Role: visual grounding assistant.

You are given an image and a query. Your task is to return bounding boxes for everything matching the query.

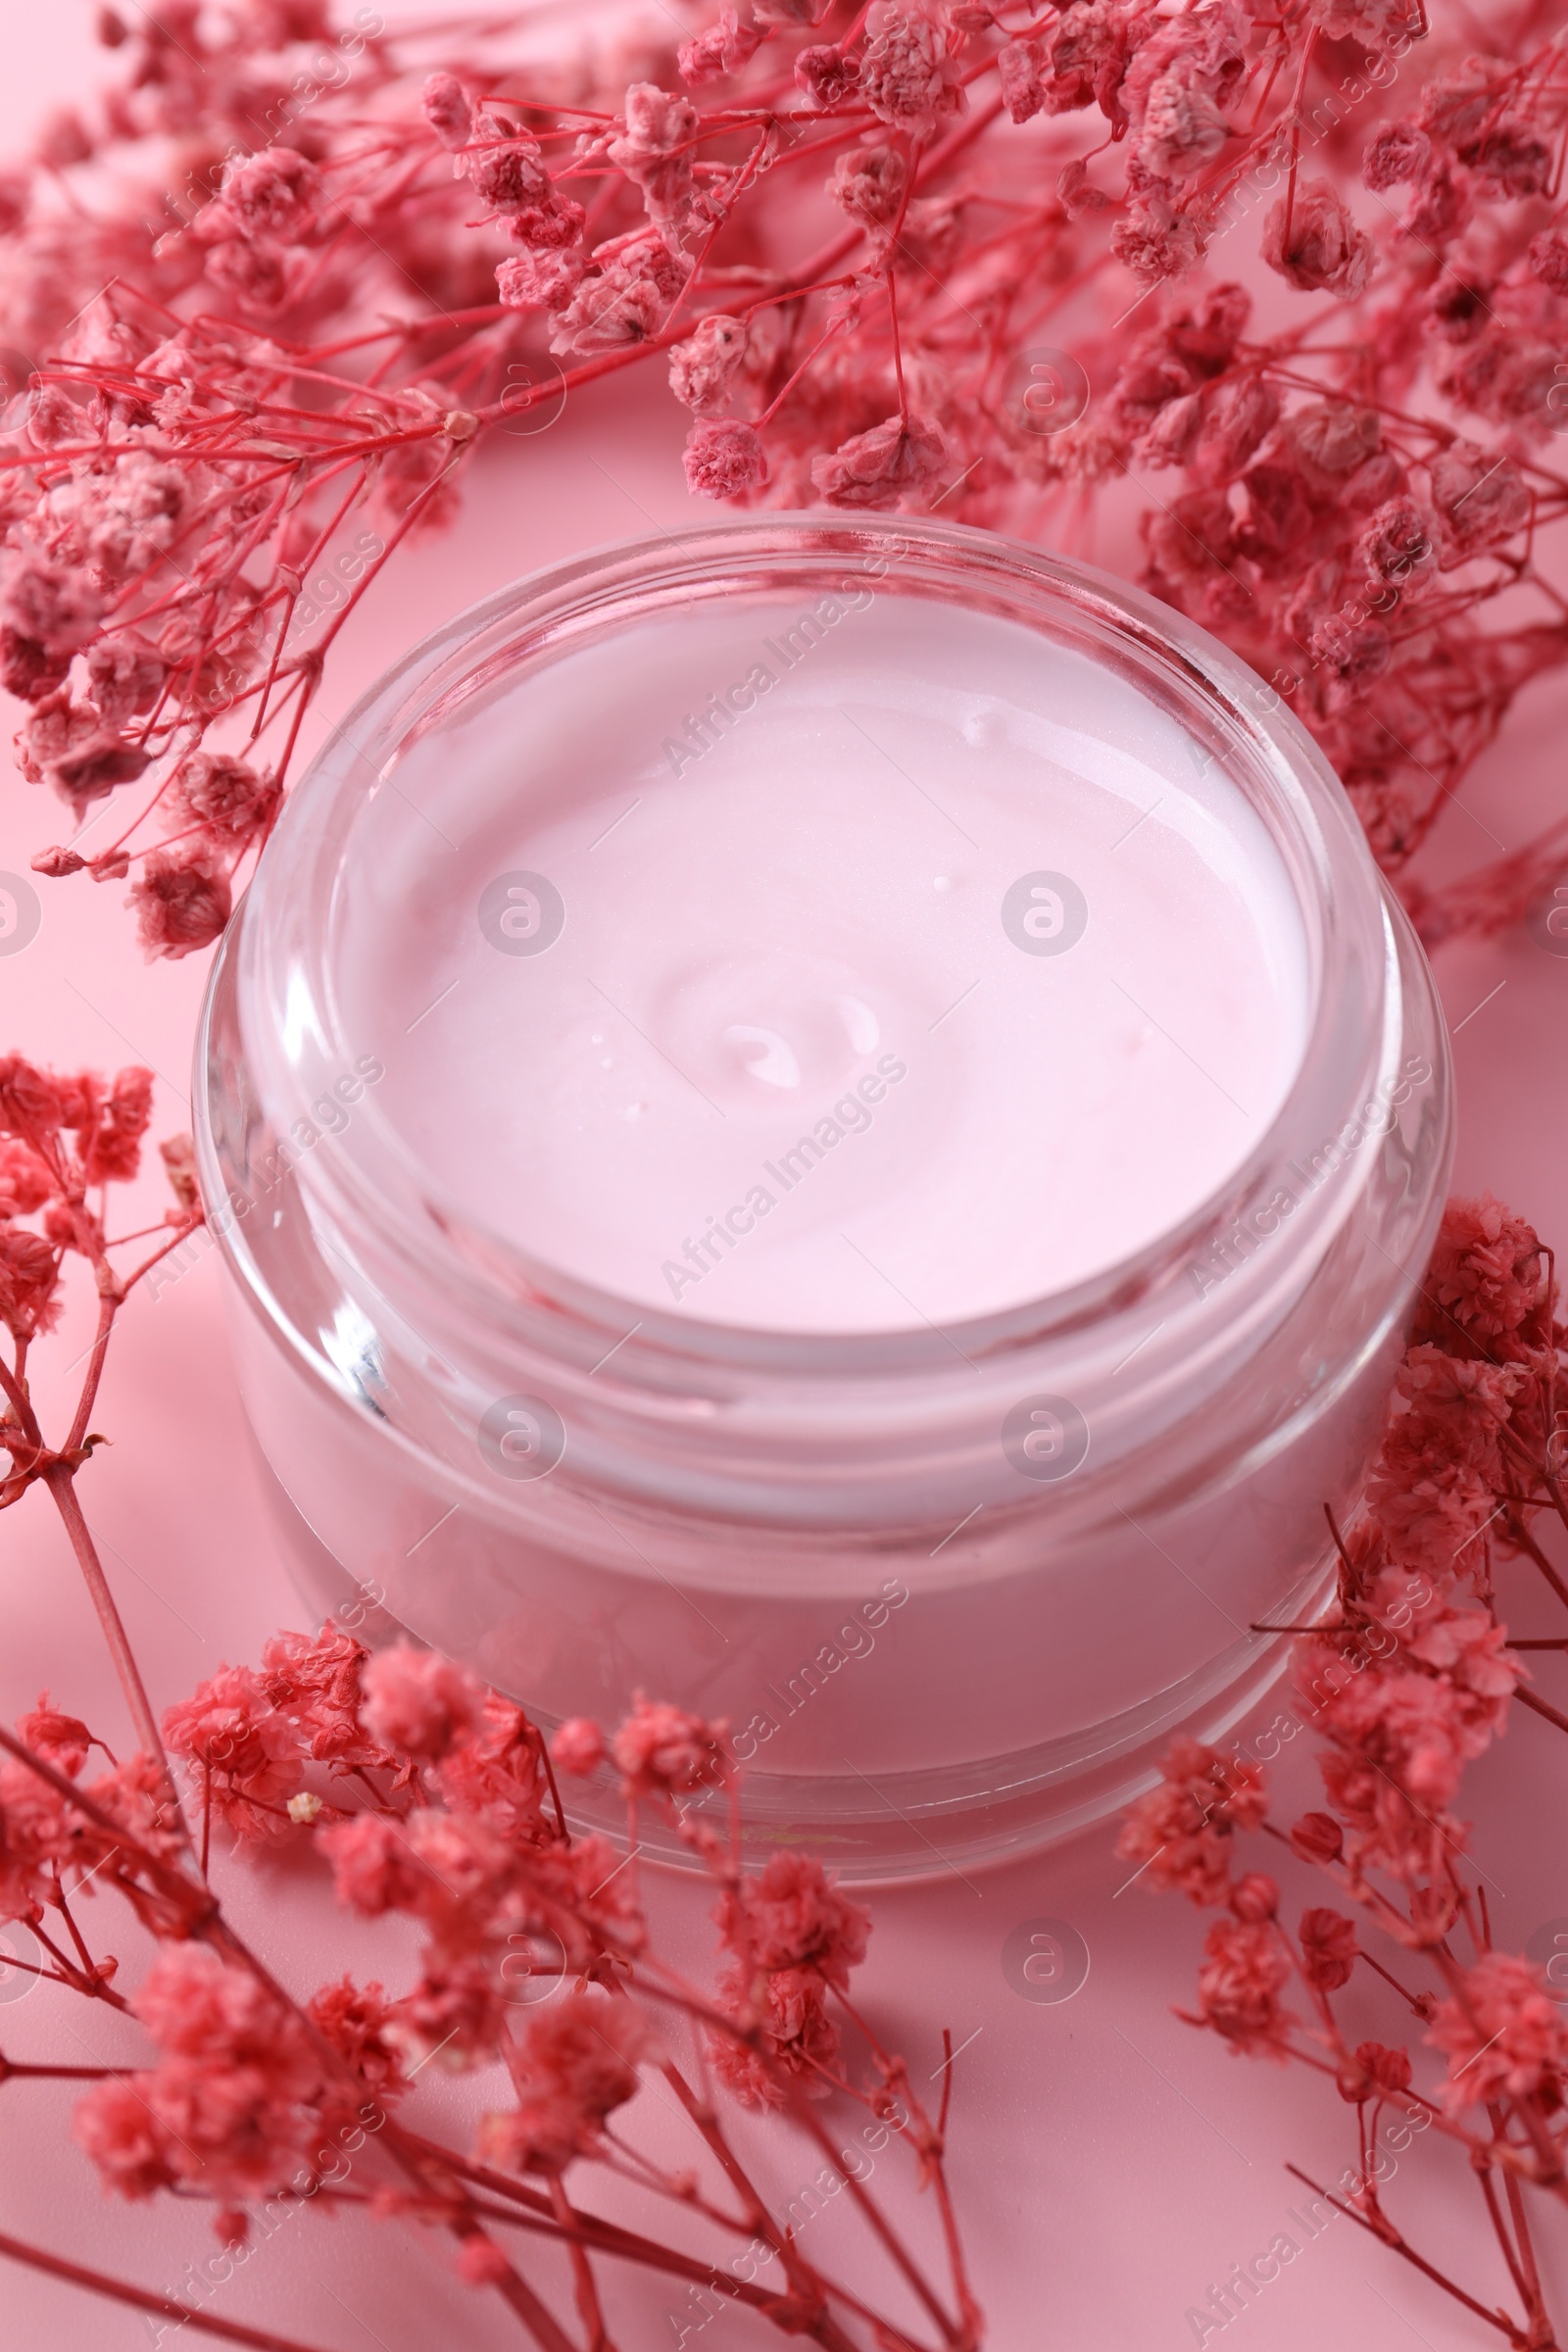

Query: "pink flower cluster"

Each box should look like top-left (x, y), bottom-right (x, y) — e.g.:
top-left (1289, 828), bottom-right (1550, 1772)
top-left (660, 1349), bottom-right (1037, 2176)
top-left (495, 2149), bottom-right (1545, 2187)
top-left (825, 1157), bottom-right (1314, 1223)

top-left (0, 1053), bottom-right (161, 1348)
top-left (710, 1851), bottom-right (871, 2106)
top-left (74, 1946), bottom-right (329, 2202)
top-left (24, 1632), bottom-right (962, 2340)
top-left (163, 1623), bottom-right (410, 1849)
top-left (480, 1991), bottom-right (652, 2174)
top-left (1119, 1188), bottom-right (1568, 2342)
top-left (1114, 1736), bottom-right (1268, 1907)
top-left (0, 1614), bottom-right (978, 2336)
top-left (0, 10), bottom-right (516, 955)
top-left (1428, 1951), bottom-right (1568, 2113)
top-left (561, 1695), bottom-right (872, 2106)
top-left (0, 999), bottom-right (977, 2348)
top-left (143, 1634), bottom-right (890, 2171)
top-left (1, 1695), bottom-right (183, 1939)
top-left (2, 1), bottom-right (1568, 964)
top-left (1299, 1195), bottom-right (1554, 1891)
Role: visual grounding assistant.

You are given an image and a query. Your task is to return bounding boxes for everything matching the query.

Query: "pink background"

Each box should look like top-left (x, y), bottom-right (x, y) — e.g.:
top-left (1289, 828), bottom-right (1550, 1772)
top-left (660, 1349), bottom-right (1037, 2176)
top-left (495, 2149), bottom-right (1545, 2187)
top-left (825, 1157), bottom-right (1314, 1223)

top-left (4, 8), bottom-right (1568, 2346)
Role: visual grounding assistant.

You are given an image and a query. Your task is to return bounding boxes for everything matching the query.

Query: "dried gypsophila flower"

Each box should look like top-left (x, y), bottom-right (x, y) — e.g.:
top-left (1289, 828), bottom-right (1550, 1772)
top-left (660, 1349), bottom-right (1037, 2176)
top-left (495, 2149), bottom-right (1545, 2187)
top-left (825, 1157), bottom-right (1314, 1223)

top-left (1119, 1189), bottom-right (1568, 2347)
top-left (0, 1029), bottom-right (983, 2340)
top-left (4, 0), bottom-right (1568, 985)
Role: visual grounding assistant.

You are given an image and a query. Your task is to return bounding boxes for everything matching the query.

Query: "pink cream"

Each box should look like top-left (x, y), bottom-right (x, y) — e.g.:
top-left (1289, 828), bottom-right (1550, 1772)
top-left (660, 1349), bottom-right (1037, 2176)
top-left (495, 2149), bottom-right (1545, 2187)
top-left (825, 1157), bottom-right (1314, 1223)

top-left (344, 594), bottom-right (1309, 1332)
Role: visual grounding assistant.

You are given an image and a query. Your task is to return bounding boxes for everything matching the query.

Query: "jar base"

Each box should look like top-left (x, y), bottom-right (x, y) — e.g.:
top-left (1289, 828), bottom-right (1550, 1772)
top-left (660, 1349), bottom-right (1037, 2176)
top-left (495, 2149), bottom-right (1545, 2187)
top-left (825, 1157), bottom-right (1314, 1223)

top-left (255, 1439), bottom-right (1334, 1885)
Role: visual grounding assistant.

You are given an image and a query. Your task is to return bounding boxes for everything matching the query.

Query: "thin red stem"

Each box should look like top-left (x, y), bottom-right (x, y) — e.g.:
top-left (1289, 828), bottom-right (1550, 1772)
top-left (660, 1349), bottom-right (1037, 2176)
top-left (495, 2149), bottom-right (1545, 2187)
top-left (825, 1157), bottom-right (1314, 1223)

top-left (40, 1464), bottom-right (184, 1816)
top-left (0, 2231), bottom-right (341, 2352)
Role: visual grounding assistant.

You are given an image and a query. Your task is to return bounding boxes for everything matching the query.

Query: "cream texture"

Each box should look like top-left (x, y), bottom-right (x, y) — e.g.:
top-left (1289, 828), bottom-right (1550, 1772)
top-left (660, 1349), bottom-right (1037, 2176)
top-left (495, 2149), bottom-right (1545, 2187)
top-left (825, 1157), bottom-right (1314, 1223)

top-left (338, 592), bottom-right (1310, 1332)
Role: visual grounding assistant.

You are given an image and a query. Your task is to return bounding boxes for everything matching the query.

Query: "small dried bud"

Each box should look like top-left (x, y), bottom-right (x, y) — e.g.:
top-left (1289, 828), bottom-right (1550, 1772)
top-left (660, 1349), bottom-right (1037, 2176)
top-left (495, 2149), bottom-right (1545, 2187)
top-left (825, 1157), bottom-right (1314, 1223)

top-left (160, 1133), bottom-right (199, 1211)
top-left (172, 752), bottom-right (279, 847)
top-left (797, 45), bottom-right (860, 109)
top-left (1058, 157), bottom-right (1110, 215)
top-left (1289, 1811), bottom-right (1344, 1864)
top-left (127, 845), bottom-right (232, 961)
top-left (1263, 179), bottom-right (1374, 301)
top-left (466, 135), bottom-right (549, 215)
top-left (442, 409), bottom-right (479, 441)
top-left (1342, 2040), bottom-right (1412, 2103)
top-left (422, 72), bottom-right (472, 152)
top-left (678, 8), bottom-right (763, 85)
top-left (1529, 231), bottom-right (1568, 295)
top-left (1230, 1872), bottom-right (1278, 1922)
top-left (221, 148), bottom-right (319, 240)
top-left (551, 1718), bottom-right (607, 1775)
top-left (811, 410), bottom-right (946, 508)
top-left (668, 315), bottom-right (748, 415)
top-left (683, 416), bottom-right (767, 498)
top-left (827, 144), bottom-right (907, 231)
top-left (1362, 119), bottom-right (1430, 191)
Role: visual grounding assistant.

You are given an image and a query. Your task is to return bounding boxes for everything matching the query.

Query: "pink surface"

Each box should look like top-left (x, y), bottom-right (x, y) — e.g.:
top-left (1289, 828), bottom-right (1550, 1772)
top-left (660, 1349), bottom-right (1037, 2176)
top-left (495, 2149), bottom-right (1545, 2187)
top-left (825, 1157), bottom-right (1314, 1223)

top-left (6, 16), bottom-right (1568, 2351)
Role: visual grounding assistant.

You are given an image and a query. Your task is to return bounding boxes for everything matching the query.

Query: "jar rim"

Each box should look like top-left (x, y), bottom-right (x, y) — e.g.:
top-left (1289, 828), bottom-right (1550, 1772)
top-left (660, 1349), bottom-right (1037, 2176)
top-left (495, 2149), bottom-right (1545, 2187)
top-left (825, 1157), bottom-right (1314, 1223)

top-left (215, 510), bottom-right (1412, 1387)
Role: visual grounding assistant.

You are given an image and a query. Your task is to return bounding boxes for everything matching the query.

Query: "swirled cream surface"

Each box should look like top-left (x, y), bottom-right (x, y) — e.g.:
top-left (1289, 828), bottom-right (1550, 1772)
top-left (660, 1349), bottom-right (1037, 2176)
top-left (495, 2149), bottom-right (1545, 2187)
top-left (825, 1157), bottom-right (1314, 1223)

top-left (333, 589), bottom-right (1310, 1332)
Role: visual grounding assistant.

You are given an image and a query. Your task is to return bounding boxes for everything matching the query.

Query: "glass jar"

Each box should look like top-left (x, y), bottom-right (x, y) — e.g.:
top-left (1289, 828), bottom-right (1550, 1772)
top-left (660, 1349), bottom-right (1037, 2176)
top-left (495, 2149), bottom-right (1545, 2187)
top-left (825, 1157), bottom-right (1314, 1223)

top-left (194, 514), bottom-right (1452, 1879)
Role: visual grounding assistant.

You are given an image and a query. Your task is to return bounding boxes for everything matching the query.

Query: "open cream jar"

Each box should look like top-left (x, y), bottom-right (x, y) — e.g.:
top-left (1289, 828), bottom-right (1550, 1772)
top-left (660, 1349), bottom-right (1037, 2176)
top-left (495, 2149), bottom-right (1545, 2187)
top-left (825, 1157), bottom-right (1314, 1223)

top-left (195, 514), bottom-right (1451, 1877)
